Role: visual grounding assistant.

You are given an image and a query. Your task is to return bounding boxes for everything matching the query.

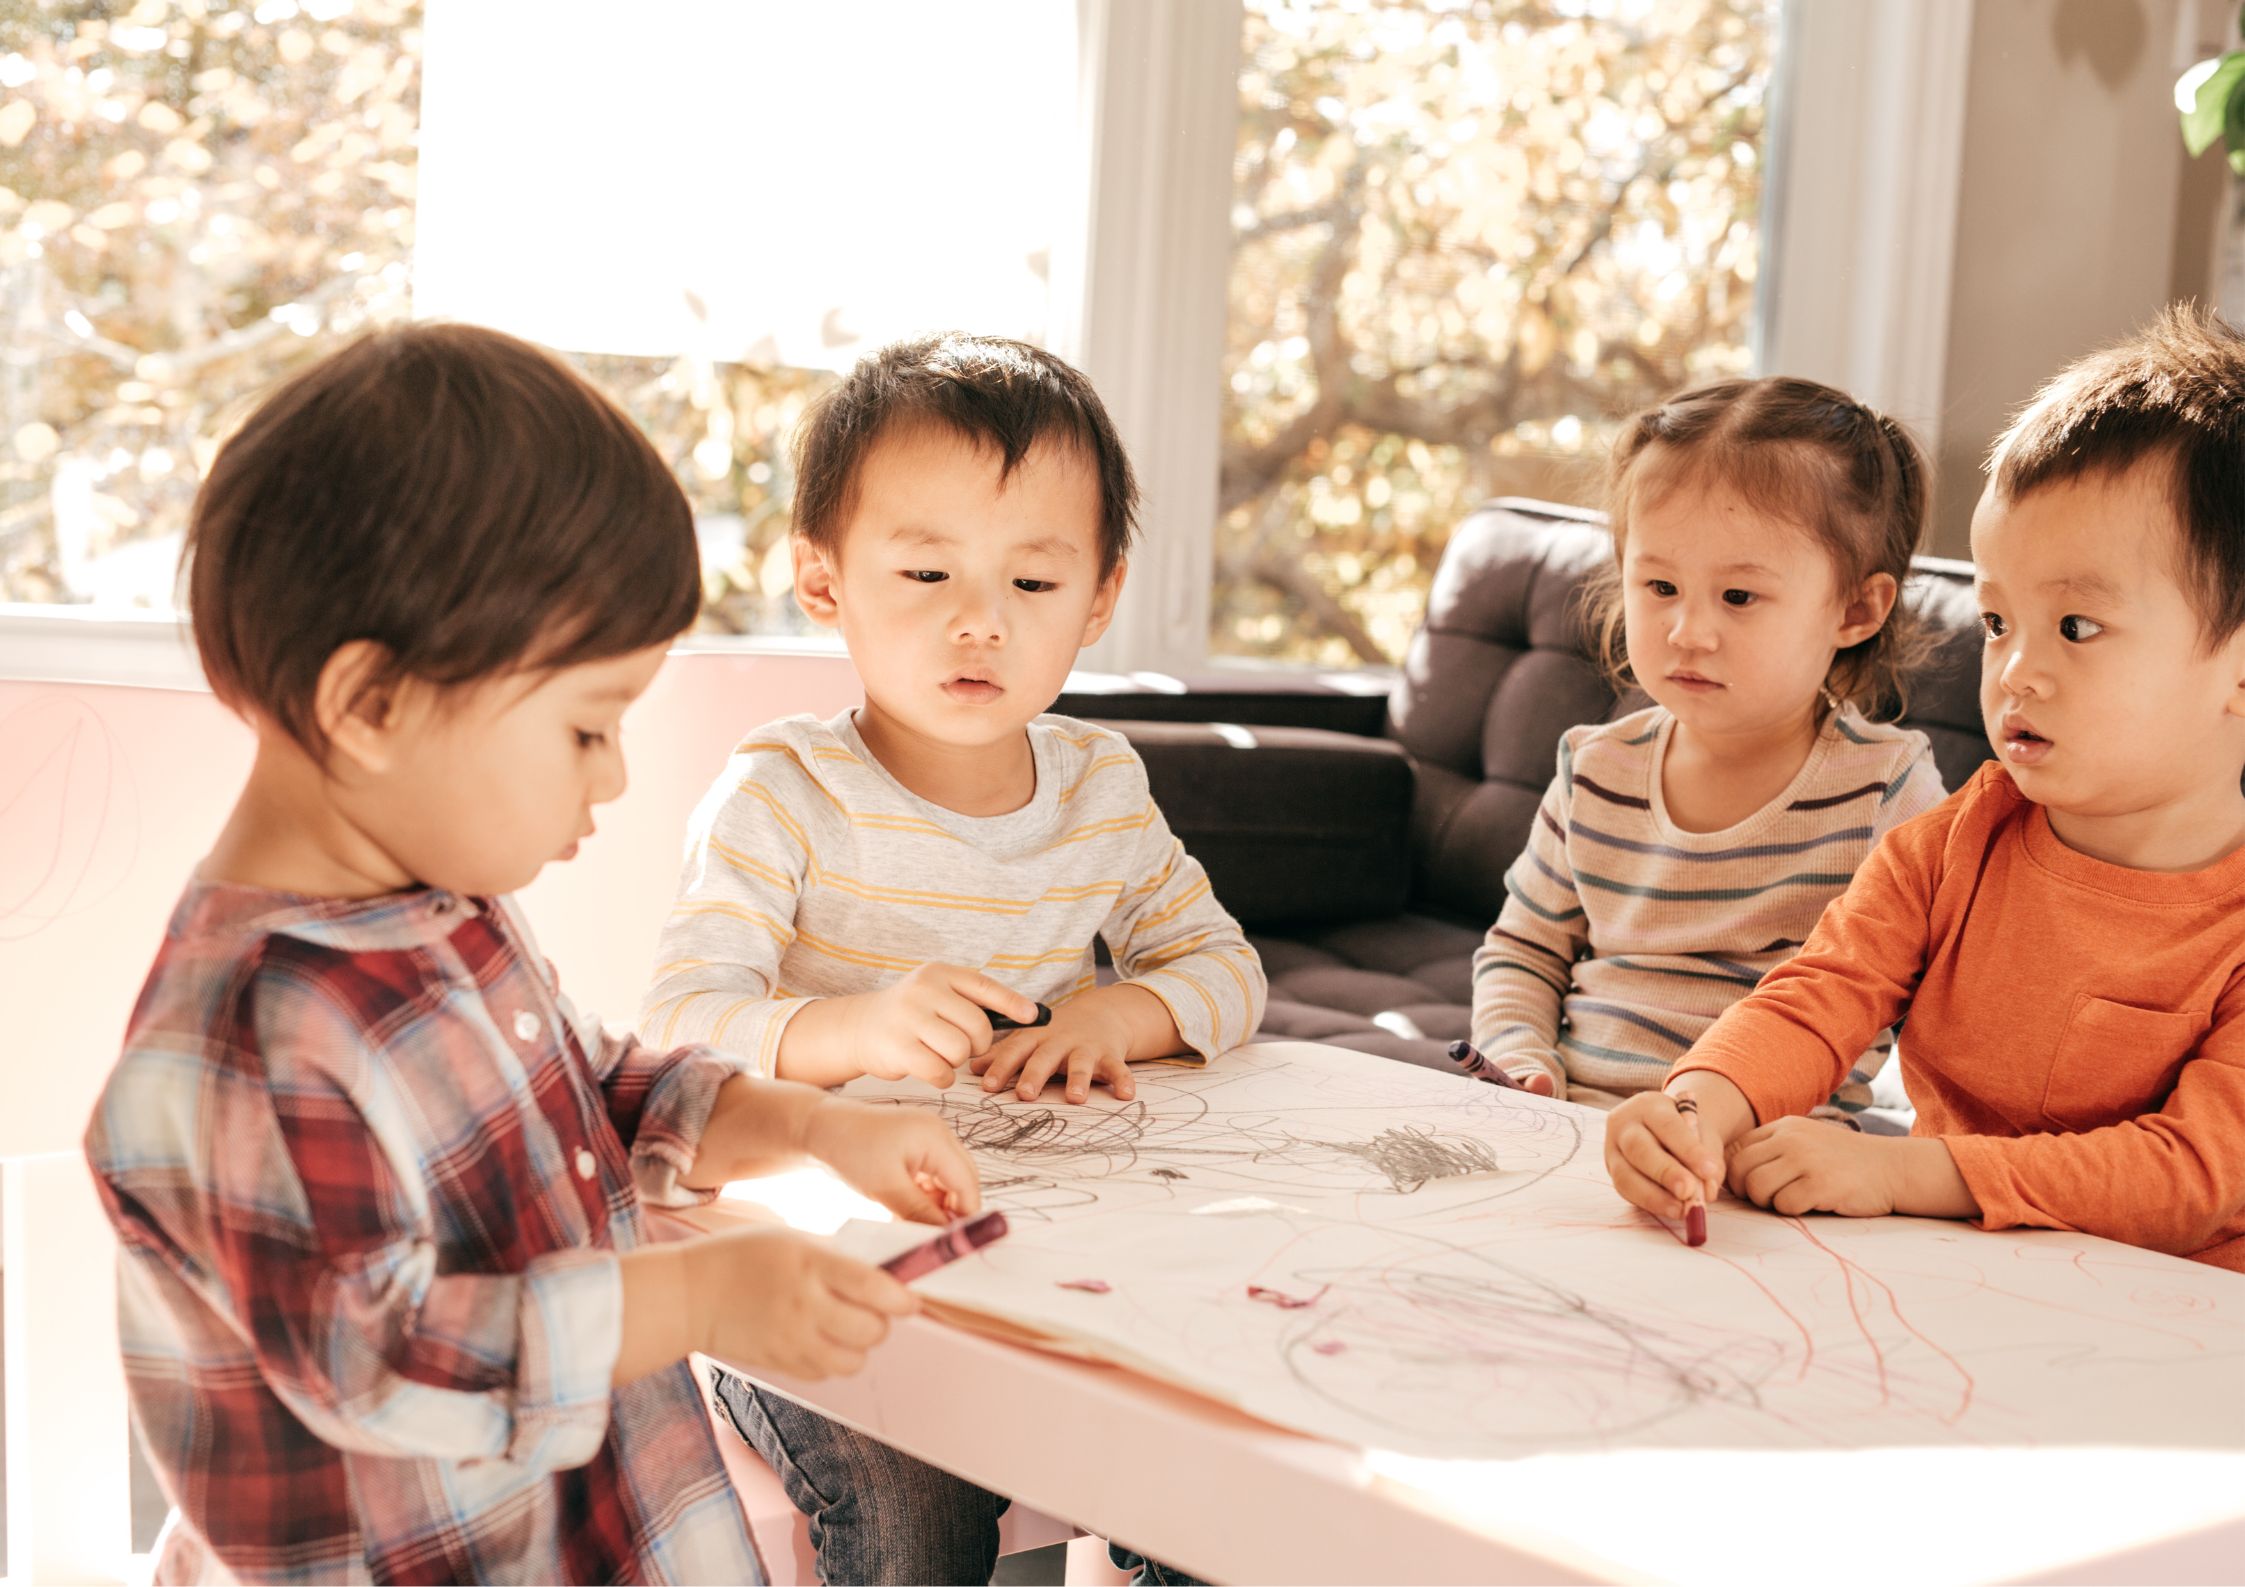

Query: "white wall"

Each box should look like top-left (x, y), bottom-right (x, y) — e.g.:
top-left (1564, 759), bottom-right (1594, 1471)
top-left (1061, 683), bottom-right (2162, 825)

top-left (0, 650), bottom-right (860, 1159)
top-left (1929, 0), bottom-right (2199, 553)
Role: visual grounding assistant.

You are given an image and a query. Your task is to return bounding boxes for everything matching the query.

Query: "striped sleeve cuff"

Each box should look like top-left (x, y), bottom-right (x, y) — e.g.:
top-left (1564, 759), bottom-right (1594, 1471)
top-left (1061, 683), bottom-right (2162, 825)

top-left (1127, 957), bottom-right (1256, 1060)
top-left (643, 992), bottom-right (811, 1082)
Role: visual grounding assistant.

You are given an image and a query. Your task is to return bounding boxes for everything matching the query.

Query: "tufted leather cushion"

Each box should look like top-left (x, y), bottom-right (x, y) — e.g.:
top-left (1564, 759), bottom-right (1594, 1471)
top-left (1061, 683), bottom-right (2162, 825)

top-left (1252, 497), bottom-right (1994, 1074)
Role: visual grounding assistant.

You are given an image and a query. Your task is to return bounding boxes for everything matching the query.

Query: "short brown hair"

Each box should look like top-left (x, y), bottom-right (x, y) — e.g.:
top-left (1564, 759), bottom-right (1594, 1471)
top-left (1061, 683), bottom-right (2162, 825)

top-left (184, 322), bottom-right (698, 758)
top-left (1583, 375), bottom-right (1931, 716)
top-left (1989, 304), bottom-right (2245, 647)
top-left (792, 333), bottom-right (1139, 576)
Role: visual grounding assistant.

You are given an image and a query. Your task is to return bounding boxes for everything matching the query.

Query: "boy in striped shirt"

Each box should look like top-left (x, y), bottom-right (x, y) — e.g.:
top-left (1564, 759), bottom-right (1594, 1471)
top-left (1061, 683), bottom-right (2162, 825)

top-left (645, 333), bottom-right (1263, 1583)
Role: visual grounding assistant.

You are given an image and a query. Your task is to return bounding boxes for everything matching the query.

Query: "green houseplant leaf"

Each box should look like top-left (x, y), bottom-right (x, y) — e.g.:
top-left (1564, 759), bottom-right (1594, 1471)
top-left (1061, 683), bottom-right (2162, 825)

top-left (2181, 51), bottom-right (2245, 157)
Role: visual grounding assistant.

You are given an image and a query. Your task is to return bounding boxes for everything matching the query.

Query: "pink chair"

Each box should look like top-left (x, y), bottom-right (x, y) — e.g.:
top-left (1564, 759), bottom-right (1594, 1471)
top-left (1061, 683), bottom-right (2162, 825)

top-left (693, 1355), bottom-right (1129, 1585)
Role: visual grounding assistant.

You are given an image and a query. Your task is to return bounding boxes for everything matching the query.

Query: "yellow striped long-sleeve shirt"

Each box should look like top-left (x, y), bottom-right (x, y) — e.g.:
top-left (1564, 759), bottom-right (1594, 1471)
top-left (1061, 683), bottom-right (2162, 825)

top-left (639, 710), bottom-right (1266, 1077)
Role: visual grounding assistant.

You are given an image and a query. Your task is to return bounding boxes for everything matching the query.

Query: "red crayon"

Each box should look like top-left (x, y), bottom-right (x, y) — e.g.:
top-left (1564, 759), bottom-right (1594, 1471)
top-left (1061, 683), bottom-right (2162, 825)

top-left (1684, 1201), bottom-right (1707, 1248)
top-left (880, 1211), bottom-right (1009, 1283)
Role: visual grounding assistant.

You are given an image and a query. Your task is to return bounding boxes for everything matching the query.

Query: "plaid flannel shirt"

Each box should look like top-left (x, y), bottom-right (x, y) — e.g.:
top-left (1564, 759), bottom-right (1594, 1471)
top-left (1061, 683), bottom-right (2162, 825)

top-left (84, 881), bottom-right (763, 1585)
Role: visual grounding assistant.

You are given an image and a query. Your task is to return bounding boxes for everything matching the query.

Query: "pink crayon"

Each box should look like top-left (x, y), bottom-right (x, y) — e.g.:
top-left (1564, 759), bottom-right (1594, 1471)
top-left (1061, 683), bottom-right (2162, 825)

top-left (881, 1211), bottom-right (1009, 1283)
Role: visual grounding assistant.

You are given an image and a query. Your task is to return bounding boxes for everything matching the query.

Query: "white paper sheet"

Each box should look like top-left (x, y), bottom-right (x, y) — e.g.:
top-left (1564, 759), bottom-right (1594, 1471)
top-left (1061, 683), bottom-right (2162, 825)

top-left (839, 1042), bottom-right (2245, 1460)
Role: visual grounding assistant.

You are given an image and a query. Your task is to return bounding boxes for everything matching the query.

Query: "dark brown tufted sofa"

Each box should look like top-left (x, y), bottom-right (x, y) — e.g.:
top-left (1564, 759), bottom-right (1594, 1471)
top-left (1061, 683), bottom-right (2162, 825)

top-left (1057, 497), bottom-right (1995, 1073)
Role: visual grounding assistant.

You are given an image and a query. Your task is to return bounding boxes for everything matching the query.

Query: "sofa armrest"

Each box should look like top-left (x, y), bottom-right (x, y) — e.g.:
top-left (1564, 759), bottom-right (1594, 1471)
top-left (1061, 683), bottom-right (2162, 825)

top-left (1094, 720), bottom-right (1413, 929)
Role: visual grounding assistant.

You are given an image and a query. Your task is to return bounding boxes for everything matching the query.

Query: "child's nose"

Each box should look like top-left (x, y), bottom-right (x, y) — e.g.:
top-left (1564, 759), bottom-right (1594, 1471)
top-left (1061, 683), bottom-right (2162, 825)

top-left (1668, 604), bottom-right (1715, 650)
top-left (950, 588), bottom-right (1007, 645)
top-left (1997, 644), bottom-right (2047, 697)
top-left (590, 746), bottom-right (629, 805)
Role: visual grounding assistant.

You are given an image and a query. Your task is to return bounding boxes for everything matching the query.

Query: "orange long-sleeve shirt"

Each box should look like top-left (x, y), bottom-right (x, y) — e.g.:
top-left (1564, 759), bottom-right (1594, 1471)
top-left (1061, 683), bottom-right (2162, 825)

top-left (1676, 762), bottom-right (2245, 1270)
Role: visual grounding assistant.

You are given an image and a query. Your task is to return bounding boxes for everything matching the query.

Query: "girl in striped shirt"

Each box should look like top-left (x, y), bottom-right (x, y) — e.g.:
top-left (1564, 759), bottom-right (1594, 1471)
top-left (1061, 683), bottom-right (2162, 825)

top-left (1469, 377), bottom-right (1946, 1120)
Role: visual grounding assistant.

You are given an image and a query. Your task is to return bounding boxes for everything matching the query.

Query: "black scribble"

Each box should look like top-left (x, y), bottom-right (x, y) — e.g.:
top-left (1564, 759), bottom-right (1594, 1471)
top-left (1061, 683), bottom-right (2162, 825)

top-left (878, 1083), bottom-right (1532, 1202)
top-left (1323, 1126), bottom-right (1498, 1193)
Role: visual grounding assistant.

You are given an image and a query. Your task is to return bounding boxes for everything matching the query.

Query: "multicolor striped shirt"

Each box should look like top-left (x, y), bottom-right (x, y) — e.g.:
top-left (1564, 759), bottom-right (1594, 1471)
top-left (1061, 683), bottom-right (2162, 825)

top-left (1470, 704), bottom-right (1946, 1113)
top-left (641, 711), bottom-right (1266, 1073)
top-left (84, 882), bottom-right (761, 1585)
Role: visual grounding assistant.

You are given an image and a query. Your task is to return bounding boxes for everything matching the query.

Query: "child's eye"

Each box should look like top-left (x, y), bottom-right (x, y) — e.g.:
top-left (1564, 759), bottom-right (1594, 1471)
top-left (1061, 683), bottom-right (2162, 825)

top-left (1645, 579), bottom-right (1678, 598)
top-left (2058, 614), bottom-right (2104, 642)
top-left (1979, 612), bottom-right (2007, 639)
top-left (1014, 579), bottom-right (1057, 594)
top-left (575, 729), bottom-right (609, 750)
top-left (1722, 589), bottom-right (1757, 607)
top-left (903, 570), bottom-right (947, 584)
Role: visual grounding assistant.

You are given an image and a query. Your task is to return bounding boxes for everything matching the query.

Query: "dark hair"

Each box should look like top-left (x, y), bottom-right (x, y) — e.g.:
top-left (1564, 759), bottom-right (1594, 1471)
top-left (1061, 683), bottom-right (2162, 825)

top-left (184, 322), bottom-right (699, 759)
top-left (1989, 304), bottom-right (2245, 648)
top-left (1582, 375), bottom-right (1931, 716)
top-left (792, 332), bottom-right (1138, 576)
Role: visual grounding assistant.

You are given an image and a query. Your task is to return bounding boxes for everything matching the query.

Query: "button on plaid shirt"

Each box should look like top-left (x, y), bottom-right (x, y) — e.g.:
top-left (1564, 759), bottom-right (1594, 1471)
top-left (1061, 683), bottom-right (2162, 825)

top-left (85, 882), bottom-right (763, 1584)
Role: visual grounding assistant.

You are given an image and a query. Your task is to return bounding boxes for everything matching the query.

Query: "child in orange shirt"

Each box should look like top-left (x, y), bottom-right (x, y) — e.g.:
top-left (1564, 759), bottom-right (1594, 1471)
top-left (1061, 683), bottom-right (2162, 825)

top-left (1604, 306), bottom-right (2245, 1271)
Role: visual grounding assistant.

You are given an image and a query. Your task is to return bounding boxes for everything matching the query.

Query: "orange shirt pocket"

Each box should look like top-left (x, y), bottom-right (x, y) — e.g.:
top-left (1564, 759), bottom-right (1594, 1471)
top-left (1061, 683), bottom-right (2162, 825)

top-left (2043, 994), bottom-right (2205, 1132)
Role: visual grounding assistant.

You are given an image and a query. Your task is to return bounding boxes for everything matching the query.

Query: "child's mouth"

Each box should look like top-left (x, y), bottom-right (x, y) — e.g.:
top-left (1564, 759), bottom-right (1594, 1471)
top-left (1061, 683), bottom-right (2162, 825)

top-left (944, 676), bottom-right (1003, 704)
top-left (2002, 721), bottom-right (2053, 765)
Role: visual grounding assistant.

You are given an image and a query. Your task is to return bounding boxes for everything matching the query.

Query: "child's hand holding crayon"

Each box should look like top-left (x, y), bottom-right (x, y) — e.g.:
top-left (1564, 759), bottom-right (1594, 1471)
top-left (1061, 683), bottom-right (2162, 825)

top-left (824, 963), bottom-right (1044, 1089)
top-left (670, 1225), bottom-right (920, 1383)
top-left (971, 985), bottom-right (1171, 1104)
top-left (1603, 1075), bottom-right (1750, 1233)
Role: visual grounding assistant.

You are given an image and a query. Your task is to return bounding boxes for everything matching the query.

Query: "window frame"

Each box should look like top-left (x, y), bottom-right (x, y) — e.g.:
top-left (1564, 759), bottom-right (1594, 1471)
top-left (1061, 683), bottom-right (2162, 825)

top-left (0, 0), bottom-right (1967, 687)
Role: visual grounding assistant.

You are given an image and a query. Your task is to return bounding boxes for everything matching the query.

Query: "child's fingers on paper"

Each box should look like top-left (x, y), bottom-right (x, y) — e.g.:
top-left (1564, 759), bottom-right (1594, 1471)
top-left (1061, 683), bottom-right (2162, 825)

top-left (1723, 1126), bottom-right (1779, 1198)
top-left (967, 1035), bottom-right (1021, 1077)
top-left (977, 1039), bottom-right (1032, 1091)
top-left (915, 1130), bottom-right (982, 1217)
top-left (1060, 1049), bottom-right (1101, 1104)
top-left (1099, 1055), bottom-right (1136, 1100)
top-left (1517, 1069), bottom-right (1556, 1096)
top-left (948, 968), bottom-right (1039, 1027)
top-left (1732, 1147), bottom-right (1805, 1210)
top-left (1015, 1047), bottom-right (1069, 1100)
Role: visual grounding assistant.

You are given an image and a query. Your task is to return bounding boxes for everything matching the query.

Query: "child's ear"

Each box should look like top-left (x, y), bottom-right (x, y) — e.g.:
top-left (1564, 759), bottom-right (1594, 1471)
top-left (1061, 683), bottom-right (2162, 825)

top-left (2221, 629), bottom-right (2245, 724)
top-left (1835, 571), bottom-right (1899, 649)
top-left (315, 640), bottom-right (403, 774)
top-left (792, 534), bottom-right (843, 628)
top-left (1079, 559), bottom-right (1128, 647)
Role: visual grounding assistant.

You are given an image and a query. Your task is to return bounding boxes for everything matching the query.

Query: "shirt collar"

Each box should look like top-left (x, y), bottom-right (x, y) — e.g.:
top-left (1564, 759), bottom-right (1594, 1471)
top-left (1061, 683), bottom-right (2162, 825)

top-left (168, 879), bottom-right (493, 953)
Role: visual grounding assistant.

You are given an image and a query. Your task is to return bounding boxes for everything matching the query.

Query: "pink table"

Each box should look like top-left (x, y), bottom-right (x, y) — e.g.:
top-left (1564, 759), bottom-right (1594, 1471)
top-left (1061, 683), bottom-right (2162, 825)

top-left (695, 1047), bottom-right (2245, 1587)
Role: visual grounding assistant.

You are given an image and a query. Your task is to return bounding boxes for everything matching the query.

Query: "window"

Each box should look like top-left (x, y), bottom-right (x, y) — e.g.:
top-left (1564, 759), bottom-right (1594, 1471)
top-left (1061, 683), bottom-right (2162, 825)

top-left (0, 0), bottom-right (1075, 643)
top-left (1214, 0), bottom-right (1781, 666)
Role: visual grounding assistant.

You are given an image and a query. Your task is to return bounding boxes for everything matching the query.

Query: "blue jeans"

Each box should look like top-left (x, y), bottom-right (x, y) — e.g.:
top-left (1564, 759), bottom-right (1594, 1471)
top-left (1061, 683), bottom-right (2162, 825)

top-left (712, 1366), bottom-right (1009, 1585)
top-left (1106, 1543), bottom-right (1208, 1585)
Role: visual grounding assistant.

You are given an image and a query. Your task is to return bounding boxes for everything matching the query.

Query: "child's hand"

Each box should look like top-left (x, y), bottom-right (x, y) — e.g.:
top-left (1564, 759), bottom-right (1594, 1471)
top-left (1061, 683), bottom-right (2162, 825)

top-left (802, 1096), bottom-right (983, 1223)
top-left (847, 964), bottom-right (1042, 1088)
top-left (972, 997), bottom-right (1137, 1105)
top-left (1505, 1053), bottom-right (1565, 1099)
top-left (1725, 1116), bottom-right (1896, 1216)
top-left (1603, 1089), bottom-right (1725, 1220)
top-left (688, 1225), bottom-right (918, 1381)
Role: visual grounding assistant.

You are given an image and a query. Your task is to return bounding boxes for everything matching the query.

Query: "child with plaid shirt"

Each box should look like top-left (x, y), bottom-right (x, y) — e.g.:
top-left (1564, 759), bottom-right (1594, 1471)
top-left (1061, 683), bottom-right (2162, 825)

top-left (83, 324), bottom-right (980, 1584)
